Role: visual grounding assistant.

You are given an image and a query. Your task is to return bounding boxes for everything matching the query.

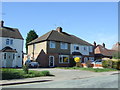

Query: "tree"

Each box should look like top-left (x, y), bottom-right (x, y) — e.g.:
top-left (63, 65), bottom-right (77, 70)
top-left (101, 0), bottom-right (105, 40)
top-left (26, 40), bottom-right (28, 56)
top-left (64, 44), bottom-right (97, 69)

top-left (26, 30), bottom-right (38, 54)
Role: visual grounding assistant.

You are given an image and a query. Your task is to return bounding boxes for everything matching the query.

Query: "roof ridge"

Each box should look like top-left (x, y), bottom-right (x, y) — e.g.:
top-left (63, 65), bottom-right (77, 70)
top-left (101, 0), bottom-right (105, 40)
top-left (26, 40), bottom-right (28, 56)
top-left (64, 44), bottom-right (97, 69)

top-left (46, 30), bottom-right (54, 40)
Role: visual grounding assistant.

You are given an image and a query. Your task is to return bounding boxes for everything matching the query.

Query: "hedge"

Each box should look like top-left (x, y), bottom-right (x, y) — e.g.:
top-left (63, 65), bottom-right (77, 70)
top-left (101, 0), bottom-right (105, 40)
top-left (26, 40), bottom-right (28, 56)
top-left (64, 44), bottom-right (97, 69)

top-left (102, 60), bottom-right (120, 69)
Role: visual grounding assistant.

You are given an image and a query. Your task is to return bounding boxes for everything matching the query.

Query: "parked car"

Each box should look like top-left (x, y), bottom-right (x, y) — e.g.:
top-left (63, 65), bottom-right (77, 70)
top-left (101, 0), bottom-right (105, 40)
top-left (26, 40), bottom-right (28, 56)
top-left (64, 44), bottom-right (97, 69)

top-left (95, 59), bottom-right (102, 64)
top-left (29, 62), bottom-right (40, 68)
top-left (25, 59), bottom-right (40, 68)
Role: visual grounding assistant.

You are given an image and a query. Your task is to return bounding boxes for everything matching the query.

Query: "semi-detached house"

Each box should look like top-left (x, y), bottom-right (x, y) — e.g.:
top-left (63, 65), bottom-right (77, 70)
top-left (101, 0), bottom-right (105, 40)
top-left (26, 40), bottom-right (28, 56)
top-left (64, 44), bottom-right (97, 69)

top-left (28, 27), bottom-right (94, 67)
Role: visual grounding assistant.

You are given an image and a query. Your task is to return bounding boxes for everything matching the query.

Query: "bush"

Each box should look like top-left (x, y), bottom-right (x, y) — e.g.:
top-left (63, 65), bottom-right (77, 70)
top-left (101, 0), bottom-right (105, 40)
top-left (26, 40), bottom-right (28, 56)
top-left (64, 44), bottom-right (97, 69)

top-left (1, 69), bottom-right (52, 80)
top-left (112, 60), bottom-right (120, 69)
top-left (102, 60), bottom-right (109, 68)
top-left (102, 60), bottom-right (120, 70)
top-left (40, 71), bottom-right (50, 76)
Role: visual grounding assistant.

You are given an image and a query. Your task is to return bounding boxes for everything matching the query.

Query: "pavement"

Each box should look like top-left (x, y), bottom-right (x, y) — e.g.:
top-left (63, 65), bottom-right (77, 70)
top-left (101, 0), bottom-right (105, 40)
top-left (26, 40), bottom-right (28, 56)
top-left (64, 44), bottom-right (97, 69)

top-left (0, 68), bottom-right (119, 86)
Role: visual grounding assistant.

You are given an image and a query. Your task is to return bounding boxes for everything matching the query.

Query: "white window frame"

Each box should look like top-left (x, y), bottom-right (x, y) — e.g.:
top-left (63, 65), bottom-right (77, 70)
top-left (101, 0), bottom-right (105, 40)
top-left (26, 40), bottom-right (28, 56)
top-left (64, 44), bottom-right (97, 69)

top-left (89, 46), bottom-right (93, 52)
top-left (60, 42), bottom-right (68, 49)
top-left (74, 45), bottom-right (79, 51)
top-left (13, 54), bottom-right (15, 59)
top-left (50, 41), bottom-right (56, 48)
top-left (4, 53), bottom-right (7, 60)
top-left (49, 56), bottom-right (54, 67)
top-left (10, 39), bottom-right (13, 45)
top-left (59, 55), bottom-right (69, 63)
top-left (6, 39), bottom-right (9, 45)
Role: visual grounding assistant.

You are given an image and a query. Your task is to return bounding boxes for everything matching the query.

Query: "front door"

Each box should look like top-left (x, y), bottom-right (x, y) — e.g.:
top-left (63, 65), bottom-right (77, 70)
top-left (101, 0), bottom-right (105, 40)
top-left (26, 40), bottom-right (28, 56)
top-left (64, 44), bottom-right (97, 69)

top-left (49, 56), bottom-right (54, 67)
top-left (6, 53), bottom-right (13, 67)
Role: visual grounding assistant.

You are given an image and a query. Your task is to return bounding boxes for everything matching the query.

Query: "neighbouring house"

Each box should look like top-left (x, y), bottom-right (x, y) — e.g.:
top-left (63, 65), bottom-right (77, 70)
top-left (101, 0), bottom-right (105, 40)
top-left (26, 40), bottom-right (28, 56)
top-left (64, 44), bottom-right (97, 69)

top-left (94, 42), bottom-right (119, 60)
top-left (0, 21), bottom-right (24, 68)
top-left (112, 42), bottom-right (120, 52)
top-left (27, 27), bottom-right (94, 67)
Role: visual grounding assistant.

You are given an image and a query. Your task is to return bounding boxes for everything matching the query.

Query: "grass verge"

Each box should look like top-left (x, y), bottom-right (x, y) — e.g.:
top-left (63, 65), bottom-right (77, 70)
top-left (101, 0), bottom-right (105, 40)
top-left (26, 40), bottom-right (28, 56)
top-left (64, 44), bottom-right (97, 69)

top-left (56, 67), bottom-right (118, 72)
top-left (0, 68), bottom-right (54, 80)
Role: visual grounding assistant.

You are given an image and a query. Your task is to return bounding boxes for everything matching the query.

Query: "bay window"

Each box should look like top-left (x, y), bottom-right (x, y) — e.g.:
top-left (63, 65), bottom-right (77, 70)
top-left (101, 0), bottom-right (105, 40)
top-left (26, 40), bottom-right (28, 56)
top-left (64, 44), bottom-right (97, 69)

top-left (59, 55), bottom-right (69, 63)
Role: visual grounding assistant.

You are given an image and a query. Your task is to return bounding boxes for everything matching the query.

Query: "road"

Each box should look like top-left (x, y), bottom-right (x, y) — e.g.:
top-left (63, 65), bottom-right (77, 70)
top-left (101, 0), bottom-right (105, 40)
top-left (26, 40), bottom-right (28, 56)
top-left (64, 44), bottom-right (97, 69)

top-left (2, 73), bottom-right (119, 88)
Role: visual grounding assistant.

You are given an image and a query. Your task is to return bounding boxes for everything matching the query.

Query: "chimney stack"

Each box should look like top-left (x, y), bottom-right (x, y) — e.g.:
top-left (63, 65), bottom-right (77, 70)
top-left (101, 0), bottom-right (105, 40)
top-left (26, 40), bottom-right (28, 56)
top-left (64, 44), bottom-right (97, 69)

top-left (94, 41), bottom-right (96, 46)
top-left (0, 21), bottom-right (4, 27)
top-left (103, 43), bottom-right (105, 48)
top-left (56, 27), bottom-right (62, 33)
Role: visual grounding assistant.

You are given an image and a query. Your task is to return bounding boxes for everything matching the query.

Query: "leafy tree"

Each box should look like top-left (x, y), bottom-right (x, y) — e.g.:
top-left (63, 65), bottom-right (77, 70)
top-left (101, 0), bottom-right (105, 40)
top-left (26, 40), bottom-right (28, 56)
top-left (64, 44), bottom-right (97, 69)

top-left (26, 30), bottom-right (38, 53)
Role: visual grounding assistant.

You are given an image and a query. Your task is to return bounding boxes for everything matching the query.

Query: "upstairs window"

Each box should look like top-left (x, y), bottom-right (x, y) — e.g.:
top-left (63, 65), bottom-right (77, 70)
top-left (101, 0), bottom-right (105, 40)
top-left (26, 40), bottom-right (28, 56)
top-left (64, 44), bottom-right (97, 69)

top-left (10, 40), bottom-right (13, 45)
top-left (50, 41), bottom-right (56, 48)
top-left (89, 46), bottom-right (93, 52)
top-left (60, 42), bottom-right (68, 49)
top-left (74, 45), bottom-right (79, 50)
top-left (6, 39), bottom-right (9, 45)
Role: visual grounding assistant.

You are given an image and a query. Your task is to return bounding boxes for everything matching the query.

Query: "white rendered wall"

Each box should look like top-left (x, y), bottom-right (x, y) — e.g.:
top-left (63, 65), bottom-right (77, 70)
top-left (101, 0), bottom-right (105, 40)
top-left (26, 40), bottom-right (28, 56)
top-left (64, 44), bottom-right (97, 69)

top-left (0, 37), bottom-right (23, 67)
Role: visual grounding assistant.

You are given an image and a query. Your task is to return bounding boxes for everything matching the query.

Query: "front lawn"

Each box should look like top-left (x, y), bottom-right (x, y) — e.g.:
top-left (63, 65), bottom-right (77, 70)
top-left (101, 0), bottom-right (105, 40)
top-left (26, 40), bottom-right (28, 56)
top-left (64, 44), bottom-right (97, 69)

top-left (57, 67), bottom-right (118, 72)
top-left (0, 68), bottom-right (53, 80)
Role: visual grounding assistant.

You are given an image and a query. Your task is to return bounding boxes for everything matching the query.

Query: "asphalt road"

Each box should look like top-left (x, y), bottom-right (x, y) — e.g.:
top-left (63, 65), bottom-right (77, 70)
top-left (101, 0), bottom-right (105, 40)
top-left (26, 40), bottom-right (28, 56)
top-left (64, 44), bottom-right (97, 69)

top-left (2, 73), bottom-right (119, 88)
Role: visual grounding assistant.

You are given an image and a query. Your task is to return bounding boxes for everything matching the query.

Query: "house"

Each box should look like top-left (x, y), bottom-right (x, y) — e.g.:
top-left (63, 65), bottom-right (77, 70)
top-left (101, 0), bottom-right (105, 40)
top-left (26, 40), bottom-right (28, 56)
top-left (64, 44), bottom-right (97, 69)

top-left (0, 21), bottom-right (24, 68)
top-left (112, 42), bottom-right (120, 52)
top-left (94, 42), bottom-right (119, 59)
top-left (27, 27), bottom-right (94, 67)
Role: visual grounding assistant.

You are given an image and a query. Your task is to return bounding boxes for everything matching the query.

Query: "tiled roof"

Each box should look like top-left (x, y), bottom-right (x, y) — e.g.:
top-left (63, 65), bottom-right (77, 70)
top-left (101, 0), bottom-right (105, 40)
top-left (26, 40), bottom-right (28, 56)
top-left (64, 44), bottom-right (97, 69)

top-left (28, 30), bottom-right (92, 46)
top-left (95, 45), bottom-right (112, 56)
top-left (95, 45), bottom-right (116, 56)
top-left (0, 26), bottom-right (23, 40)
top-left (112, 42), bottom-right (120, 51)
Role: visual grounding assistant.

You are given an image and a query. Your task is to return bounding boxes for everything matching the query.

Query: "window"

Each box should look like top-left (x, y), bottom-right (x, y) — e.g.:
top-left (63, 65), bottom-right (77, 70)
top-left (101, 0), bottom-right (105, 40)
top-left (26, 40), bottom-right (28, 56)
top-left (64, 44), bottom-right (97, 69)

top-left (4, 53), bottom-right (6, 59)
top-left (60, 42), bottom-right (68, 49)
top-left (74, 45), bottom-right (79, 50)
top-left (10, 40), bottom-right (13, 45)
top-left (59, 55), bottom-right (69, 63)
top-left (6, 39), bottom-right (9, 45)
top-left (83, 46), bottom-right (87, 51)
top-left (13, 54), bottom-right (15, 59)
top-left (50, 41), bottom-right (56, 48)
top-left (89, 46), bottom-right (93, 52)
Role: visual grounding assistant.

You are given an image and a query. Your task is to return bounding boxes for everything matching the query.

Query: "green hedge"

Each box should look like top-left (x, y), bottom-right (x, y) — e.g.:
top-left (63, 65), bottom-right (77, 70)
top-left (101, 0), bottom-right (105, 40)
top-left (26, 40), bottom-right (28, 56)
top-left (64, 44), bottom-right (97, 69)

top-left (0, 69), bottom-right (52, 80)
top-left (102, 60), bottom-right (120, 69)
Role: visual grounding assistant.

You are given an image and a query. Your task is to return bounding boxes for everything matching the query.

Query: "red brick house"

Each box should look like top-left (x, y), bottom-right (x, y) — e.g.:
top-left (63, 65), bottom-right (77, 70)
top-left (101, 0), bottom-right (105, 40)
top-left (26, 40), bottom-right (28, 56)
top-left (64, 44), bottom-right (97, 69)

top-left (27, 27), bottom-right (94, 67)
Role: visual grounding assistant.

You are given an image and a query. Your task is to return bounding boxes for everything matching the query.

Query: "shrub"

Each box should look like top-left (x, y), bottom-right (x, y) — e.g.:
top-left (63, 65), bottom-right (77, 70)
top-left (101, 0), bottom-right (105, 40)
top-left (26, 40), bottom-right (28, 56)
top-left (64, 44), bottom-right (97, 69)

top-left (102, 60), bottom-right (109, 68)
top-left (40, 71), bottom-right (50, 76)
top-left (22, 64), bottom-right (29, 74)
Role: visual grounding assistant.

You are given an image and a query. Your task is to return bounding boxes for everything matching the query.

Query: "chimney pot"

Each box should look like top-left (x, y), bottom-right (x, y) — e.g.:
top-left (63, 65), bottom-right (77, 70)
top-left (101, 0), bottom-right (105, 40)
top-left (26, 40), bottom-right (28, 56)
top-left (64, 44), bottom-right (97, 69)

top-left (103, 43), bottom-right (105, 48)
top-left (94, 41), bottom-right (96, 46)
top-left (56, 27), bottom-right (62, 32)
top-left (0, 21), bottom-right (4, 27)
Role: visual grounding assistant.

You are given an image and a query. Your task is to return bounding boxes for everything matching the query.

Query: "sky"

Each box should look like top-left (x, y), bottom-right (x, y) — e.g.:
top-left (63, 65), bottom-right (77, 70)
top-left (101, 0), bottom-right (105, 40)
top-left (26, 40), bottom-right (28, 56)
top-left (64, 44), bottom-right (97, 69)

top-left (1, 2), bottom-right (118, 52)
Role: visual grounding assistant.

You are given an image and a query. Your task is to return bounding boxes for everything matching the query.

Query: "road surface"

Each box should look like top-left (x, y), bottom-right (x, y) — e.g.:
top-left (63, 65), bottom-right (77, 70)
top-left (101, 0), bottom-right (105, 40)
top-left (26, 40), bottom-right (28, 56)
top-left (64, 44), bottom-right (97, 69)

top-left (2, 73), bottom-right (119, 88)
